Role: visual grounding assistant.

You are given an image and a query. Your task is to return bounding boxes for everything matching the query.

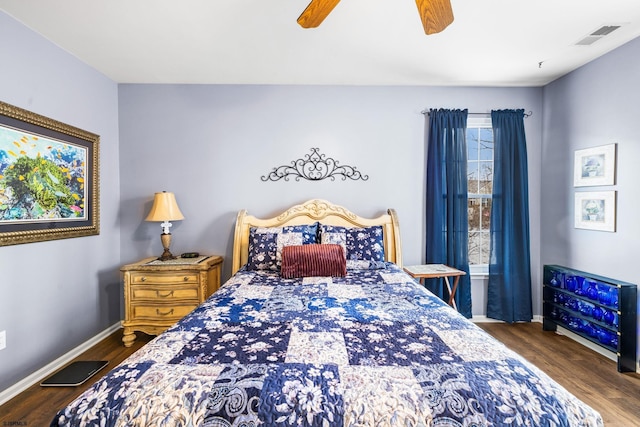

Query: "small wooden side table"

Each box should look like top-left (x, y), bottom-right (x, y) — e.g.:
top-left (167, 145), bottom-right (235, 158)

top-left (121, 255), bottom-right (223, 347)
top-left (403, 264), bottom-right (466, 309)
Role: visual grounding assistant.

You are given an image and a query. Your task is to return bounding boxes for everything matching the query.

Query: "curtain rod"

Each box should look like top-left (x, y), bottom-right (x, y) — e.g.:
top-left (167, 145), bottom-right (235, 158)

top-left (421, 109), bottom-right (532, 118)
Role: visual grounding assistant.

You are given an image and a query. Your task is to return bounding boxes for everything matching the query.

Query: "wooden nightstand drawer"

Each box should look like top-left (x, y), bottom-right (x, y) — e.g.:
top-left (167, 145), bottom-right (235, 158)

top-left (130, 272), bottom-right (198, 285)
top-left (132, 304), bottom-right (197, 320)
top-left (130, 285), bottom-right (199, 301)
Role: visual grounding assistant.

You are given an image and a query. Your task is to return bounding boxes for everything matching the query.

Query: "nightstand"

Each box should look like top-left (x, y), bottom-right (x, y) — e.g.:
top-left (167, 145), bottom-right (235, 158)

top-left (120, 255), bottom-right (223, 347)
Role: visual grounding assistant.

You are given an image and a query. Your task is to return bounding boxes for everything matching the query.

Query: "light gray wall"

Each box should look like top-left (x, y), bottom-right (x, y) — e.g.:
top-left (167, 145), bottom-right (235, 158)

top-left (0, 11), bottom-right (121, 391)
top-left (542, 37), bottom-right (640, 363)
top-left (118, 84), bottom-right (543, 316)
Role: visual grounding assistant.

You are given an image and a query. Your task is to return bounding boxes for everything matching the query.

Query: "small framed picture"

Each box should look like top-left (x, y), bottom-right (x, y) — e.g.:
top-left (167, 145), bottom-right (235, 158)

top-left (573, 143), bottom-right (616, 187)
top-left (574, 191), bottom-right (616, 232)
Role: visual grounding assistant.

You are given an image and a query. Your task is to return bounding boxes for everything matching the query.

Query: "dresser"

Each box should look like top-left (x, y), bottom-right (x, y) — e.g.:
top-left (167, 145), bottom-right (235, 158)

top-left (121, 255), bottom-right (223, 347)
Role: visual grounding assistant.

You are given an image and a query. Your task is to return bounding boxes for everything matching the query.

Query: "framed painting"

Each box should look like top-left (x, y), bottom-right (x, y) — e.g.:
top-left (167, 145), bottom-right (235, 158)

top-left (574, 191), bottom-right (616, 232)
top-left (573, 143), bottom-right (616, 187)
top-left (0, 101), bottom-right (99, 246)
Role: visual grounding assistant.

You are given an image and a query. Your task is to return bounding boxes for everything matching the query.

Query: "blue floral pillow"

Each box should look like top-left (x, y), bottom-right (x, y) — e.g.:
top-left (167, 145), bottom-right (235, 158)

top-left (247, 223), bottom-right (318, 271)
top-left (319, 224), bottom-right (385, 268)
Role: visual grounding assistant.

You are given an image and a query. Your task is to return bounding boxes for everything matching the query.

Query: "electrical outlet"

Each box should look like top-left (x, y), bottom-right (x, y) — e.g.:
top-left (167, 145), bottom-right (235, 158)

top-left (0, 330), bottom-right (5, 350)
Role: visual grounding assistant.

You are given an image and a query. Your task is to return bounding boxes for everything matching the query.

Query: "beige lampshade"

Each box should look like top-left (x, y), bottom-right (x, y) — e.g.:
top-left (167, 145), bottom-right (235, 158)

top-left (145, 191), bottom-right (185, 222)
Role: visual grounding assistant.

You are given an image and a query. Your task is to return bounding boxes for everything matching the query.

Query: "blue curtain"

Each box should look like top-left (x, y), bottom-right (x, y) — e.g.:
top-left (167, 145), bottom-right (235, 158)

top-left (487, 109), bottom-right (532, 322)
top-left (425, 108), bottom-right (472, 318)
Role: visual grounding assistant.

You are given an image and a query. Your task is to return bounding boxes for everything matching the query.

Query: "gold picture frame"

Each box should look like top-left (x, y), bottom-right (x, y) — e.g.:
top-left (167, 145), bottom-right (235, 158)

top-left (0, 101), bottom-right (99, 246)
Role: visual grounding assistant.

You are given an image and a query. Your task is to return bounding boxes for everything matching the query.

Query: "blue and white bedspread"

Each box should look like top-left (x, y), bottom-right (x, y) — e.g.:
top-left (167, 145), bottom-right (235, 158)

top-left (51, 263), bottom-right (603, 426)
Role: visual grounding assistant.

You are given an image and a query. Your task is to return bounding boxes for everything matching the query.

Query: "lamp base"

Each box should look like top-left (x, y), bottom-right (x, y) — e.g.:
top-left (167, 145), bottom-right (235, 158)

top-left (158, 249), bottom-right (177, 261)
top-left (157, 233), bottom-right (177, 261)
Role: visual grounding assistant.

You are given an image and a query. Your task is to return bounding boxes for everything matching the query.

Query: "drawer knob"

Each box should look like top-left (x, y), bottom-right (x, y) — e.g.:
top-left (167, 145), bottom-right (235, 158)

top-left (156, 308), bottom-right (174, 316)
top-left (157, 291), bottom-right (174, 298)
top-left (140, 277), bottom-right (146, 282)
top-left (183, 276), bottom-right (189, 281)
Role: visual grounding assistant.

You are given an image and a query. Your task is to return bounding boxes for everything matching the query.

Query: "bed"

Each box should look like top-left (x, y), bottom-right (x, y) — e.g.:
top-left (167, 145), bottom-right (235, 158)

top-left (51, 199), bottom-right (603, 426)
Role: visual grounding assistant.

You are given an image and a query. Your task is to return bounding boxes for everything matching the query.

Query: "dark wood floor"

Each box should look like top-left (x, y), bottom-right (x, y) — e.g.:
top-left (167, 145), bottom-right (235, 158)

top-left (0, 330), bottom-right (153, 426)
top-left (478, 322), bottom-right (640, 426)
top-left (1, 323), bottom-right (638, 426)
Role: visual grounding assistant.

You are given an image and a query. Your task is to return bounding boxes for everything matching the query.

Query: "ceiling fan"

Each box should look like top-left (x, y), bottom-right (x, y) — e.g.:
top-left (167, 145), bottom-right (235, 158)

top-left (297, 0), bottom-right (454, 35)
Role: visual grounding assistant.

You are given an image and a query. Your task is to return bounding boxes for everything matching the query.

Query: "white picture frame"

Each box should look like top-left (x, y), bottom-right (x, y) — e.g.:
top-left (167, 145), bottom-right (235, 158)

top-left (574, 191), bottom-right (616, 232)
top-left (573, 143), bottom-right (616, 187)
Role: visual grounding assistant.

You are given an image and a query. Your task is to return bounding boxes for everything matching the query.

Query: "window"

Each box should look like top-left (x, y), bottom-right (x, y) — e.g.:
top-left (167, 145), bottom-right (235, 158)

top-left (466, 117), bottom-right (493, 272)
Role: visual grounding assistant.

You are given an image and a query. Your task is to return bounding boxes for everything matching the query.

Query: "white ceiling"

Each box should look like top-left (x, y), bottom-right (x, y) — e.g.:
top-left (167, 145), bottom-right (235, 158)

top-left (2, 0), bottom-right (640, 86)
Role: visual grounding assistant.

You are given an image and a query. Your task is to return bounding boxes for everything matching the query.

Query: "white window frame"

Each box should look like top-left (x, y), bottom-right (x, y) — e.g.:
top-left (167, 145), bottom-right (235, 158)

top-left (467, 117), bottom-right (492, 276)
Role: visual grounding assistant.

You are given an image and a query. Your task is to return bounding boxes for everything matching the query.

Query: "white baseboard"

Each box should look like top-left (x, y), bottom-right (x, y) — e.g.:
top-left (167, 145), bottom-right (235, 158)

top-left (550, 324), bottom-right (639, 373)
top-left (0, 323), bottom-right (121, 406)
top-left (554, 325), bottom-right (639, 373)
top-left (471, 315), bottom-right (543, 323)
top-left (554, 325), bottom-right (617, 363)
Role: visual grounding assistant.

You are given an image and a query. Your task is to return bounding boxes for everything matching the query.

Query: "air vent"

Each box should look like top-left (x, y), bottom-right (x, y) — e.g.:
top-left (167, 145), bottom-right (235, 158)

top-left (575, 25), bottom-right (621, 46)
top-left (591, 25), bottom-right (620, 36)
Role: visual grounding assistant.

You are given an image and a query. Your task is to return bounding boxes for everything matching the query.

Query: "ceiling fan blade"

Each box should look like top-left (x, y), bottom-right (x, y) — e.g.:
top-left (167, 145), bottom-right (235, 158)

top-left (297, 0), bottom-right (341, 28)
top-left (415, 0), bottom-right (454, 35)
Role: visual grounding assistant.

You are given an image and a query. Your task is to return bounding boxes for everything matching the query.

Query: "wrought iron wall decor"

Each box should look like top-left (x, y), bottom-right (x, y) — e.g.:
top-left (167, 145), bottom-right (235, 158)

top-left (261, 148), bottom-right (369, 182)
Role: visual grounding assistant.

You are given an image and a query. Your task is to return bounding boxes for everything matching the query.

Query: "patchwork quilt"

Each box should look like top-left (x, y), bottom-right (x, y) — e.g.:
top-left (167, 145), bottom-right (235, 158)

top-left (51, 264), bottom-right (603, 426)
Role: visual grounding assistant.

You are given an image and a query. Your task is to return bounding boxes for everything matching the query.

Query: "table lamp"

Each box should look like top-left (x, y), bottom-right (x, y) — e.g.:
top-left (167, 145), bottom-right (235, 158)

top-left (145, 191), bottom-right (184, 261)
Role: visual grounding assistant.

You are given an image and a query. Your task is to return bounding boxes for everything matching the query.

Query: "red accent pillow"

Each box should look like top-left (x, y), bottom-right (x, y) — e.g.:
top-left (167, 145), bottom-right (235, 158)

top-left (280, 244), bottom-right (346, 278)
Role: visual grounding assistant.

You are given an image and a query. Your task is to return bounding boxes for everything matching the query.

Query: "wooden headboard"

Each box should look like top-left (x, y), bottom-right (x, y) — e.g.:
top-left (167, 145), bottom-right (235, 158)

top-left (231, 199), bottom-right (402, 274)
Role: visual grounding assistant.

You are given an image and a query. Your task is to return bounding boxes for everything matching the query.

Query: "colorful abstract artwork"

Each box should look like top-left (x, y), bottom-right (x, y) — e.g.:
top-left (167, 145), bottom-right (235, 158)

top-left (0, 101), bottom-right (99, 246)
top-left (0, 125), bottom-right (87, 222)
